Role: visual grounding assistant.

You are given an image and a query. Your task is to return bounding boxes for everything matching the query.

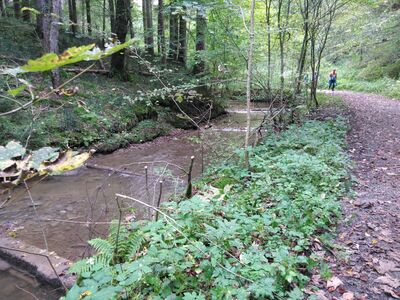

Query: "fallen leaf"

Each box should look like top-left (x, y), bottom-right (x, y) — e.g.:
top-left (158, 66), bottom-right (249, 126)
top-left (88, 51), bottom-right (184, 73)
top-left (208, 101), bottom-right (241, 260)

top-left (314, 290), bottom-right (329, 300)
top-left (327, 276), bottom-right (343, 292)
top-left (381, 284), bottom-right (400, 299)
top-left (375, 275), bottom-right (400, 288)
top-left (375, 260), bottom-right (400, 274)
top-left (342, 292), bottom-right (354, 300)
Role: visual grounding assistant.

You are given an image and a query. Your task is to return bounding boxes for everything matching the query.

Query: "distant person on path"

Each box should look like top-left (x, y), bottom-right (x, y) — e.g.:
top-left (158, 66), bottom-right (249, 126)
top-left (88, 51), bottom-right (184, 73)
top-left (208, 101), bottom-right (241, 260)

top-left (328, 69), bottom-right (337, 91)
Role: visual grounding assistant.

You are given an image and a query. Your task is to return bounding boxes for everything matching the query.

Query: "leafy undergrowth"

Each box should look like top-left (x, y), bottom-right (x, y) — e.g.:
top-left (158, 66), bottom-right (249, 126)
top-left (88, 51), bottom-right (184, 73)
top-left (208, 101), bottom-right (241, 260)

top-left (64, 119), bottom-right (349, 300)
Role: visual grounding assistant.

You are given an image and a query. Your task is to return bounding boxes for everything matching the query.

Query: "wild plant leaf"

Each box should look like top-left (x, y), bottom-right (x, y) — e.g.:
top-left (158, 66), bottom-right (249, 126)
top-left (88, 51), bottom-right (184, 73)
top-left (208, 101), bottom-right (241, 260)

top-left (30, 147), bottom-right (59, 170)
top-left (38, 149), bottom-right (94, 175)
top-left (0, 141), bottom-right (25, 160)
top-left (7, 85), bottom-right (26, 97)
top-left (0, 160), bottom-right (15, 171)
top-left (2, 40), bottom-right (135, 75)
top-left (21, 7), bottom-right (40, 15)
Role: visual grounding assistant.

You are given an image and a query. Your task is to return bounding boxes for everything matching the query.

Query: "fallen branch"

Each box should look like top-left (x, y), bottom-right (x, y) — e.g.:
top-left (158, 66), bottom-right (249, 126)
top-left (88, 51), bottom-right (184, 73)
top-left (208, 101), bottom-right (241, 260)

top-left (63, 68), bottom-right (109, 74)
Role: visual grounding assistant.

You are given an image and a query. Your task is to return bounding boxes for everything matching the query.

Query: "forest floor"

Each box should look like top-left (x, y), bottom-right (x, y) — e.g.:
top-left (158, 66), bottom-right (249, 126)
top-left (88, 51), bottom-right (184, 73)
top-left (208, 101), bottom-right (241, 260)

top-left (319, 91), bottom-right (400, 299)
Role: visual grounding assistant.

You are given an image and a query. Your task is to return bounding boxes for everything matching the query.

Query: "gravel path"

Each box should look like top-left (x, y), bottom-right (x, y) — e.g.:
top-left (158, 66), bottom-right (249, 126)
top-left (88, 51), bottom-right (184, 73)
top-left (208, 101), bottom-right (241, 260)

top-left (324, 91), bottom-right (400, 299)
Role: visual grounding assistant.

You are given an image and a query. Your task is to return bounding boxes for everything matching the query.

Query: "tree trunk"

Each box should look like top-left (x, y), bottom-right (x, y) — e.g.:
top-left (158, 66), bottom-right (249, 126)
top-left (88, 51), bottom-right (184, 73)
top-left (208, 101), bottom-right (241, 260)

top-left (22, 0), bottom-right (30, 21)
top-left (265, 0), bottom-right (272, 95)
top-left (43, 0), bottom-right (61, 87)
top-left (102, 0), bottom-right (106, 45)
top-left (142, 0), bottom-right (154, 55)
top-left (1, 0), bottom-right (7, 17)
top-left (109, 0), bottom-right (115, 33)
top-left (127, 0), bottom-right (134, 38)
top-left (85, 0), bottom-right (91, 35)
top-left (110, 0), bottom-right (129, 79)
top-left (68, 0), bottom-right (78, 35)
top-left (177, 9), bottom-right (186, 64)
top-left (244, 0), bottom-right (256, 169)
top-left (168, 5), bottom-right (178, 60)
top-left (13, 0), bottom-right (20, 18)
top-left (295, 0), bottom-right (309, 94)
top-left (193, 7), bottom-right (206, 74)
top-left (277, 0), bottom-right (284, 104)
top-left (35, 0), bottom-right (44, 36)
top-left (157, 0), bottom-right (166, 63)
top-left (81, 0), bottom-right (85, 34)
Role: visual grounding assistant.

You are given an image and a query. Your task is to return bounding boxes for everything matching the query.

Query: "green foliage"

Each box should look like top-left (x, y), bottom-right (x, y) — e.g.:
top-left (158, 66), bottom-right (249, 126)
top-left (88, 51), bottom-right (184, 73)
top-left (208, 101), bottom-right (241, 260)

top-left (2, 40), bottom-right (135, 76)
top-left (66, 119), bottom-right (350, 299)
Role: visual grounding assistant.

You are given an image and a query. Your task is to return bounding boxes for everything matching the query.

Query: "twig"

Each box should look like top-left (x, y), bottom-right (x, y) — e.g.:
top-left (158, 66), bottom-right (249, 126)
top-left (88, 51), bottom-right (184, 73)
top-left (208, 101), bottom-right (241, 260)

top-left (185, 156), bottom-right (195, 198)
top-left (23, 180), bottom-right (49, 253)
top-left (15, 284), bottom-right (39, 300)
top-left (155, 181), bottom-right (163, 221)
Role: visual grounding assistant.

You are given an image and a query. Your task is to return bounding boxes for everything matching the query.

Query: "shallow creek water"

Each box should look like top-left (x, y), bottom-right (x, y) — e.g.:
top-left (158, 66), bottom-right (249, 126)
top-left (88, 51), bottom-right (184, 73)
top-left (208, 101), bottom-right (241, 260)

top-left (0, 258), bottom-right (61, 299)
top-left (0, 106), bottom-right (268, 297)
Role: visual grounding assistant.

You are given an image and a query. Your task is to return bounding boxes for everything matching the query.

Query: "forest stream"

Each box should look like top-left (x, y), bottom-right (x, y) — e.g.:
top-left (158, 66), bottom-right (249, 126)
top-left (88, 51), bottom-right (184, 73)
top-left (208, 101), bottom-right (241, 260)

top-left (0, 104), bottom-right (267, 288)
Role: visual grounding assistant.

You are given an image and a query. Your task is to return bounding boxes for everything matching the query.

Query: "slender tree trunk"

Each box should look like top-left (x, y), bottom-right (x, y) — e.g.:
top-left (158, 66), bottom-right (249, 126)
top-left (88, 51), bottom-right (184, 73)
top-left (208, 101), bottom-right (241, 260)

top-left (168, 5), bottom-right (178, 60)
top-left (102, 0), bottom-right (106, 45)
top-left (85, 0), bottom-right (91, 35)
top-left (1, 0), bottom-right (7, 17)
top-left (68, 0), bottom-right (78, 35)
top-left (109, 0), bottom-right (115, 33)
top-left (35, 0), bottom-right (44, 36)
top-left (177, 8), bottom-right (186, 64)
top-left (81, 0), bottom-right (85, 34)
top-left (295, 0), bottom-right (309, 94)
top-left (244, 0), bottom-right (256, 169)
top-left (157, 0), bottom-right (166, 62)
top-left (193, 7), bottom-right (206, 74)
top-left (110, 0), bottom-right (129, 79)
top-left (43, 0), bottom-right (61, 87)
top-left (265, 0), bottom-right (272, 95)
top-left (13, 0), bottom-right (20, 18)
top-left (277, 0), bottom-right (284, 104)
top-left (142, 0), bottom-right (154, 55)
top-left (127, 0), bottom-right (134, 38)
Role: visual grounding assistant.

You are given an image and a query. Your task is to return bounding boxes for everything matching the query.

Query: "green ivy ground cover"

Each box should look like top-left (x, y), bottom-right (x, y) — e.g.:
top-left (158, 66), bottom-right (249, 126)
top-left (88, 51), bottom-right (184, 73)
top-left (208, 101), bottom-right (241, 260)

top-left (64, 118), bottom-right (350, 300)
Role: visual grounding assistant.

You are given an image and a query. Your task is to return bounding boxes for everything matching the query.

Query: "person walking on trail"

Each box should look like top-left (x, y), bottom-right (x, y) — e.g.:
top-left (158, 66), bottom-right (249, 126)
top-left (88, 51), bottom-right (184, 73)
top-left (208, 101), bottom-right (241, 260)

top-left (328, 69), bottom-right (337, 91)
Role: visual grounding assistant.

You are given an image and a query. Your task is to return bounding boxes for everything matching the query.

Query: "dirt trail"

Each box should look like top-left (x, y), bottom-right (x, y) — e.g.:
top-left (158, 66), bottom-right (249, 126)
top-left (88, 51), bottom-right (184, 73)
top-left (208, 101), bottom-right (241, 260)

top-left (326, 91), bottom-right (400, 299)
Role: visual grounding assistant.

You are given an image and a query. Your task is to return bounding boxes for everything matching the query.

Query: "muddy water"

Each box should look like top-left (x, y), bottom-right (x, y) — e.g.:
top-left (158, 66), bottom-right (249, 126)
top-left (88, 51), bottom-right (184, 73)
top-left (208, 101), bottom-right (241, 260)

top-left (0, 108), bottom-right (267, 262)
top-left (0, 259), bottom-right (61, 300)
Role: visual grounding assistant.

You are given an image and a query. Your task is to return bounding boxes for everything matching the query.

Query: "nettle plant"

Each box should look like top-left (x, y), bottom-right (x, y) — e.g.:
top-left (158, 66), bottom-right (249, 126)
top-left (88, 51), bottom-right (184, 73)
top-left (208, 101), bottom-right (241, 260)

top-left (65, 119), bottom-right (350, 300)
top-left (0, 40), bottom-right (133, 189)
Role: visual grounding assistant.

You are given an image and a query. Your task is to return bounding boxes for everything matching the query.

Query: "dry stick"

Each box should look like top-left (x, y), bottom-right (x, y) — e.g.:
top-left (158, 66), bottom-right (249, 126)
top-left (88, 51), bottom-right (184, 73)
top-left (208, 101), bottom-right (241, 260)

top-left (0, 245), bottom-right (67, 292)
top-left (112, 196), bottom-right (124, 270)
top-left (155, 181), bottom-right (163, 221)
top-left (42, 218), bottom-right (130, 225)
top-left (185, 156), bottom-right (195, 199)
top-left (144, 165), bottom-right (152, 218)
top-left (23, 180), bottom-right (49, 253)
top-left (15, 284), bottom-right (40, 300)
top-left (115, 193), bottom-right (254, 284)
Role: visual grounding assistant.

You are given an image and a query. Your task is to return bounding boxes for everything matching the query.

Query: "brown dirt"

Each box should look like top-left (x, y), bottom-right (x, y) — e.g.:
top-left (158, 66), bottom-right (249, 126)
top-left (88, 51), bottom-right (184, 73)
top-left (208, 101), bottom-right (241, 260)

top-left (318, 91), bottom-right (400, 299)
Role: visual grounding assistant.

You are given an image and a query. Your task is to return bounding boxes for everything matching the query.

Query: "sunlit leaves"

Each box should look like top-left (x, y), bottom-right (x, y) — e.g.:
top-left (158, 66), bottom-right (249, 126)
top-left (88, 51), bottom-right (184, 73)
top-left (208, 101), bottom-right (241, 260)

top-left (2, 39), bottom-right (135, 75)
